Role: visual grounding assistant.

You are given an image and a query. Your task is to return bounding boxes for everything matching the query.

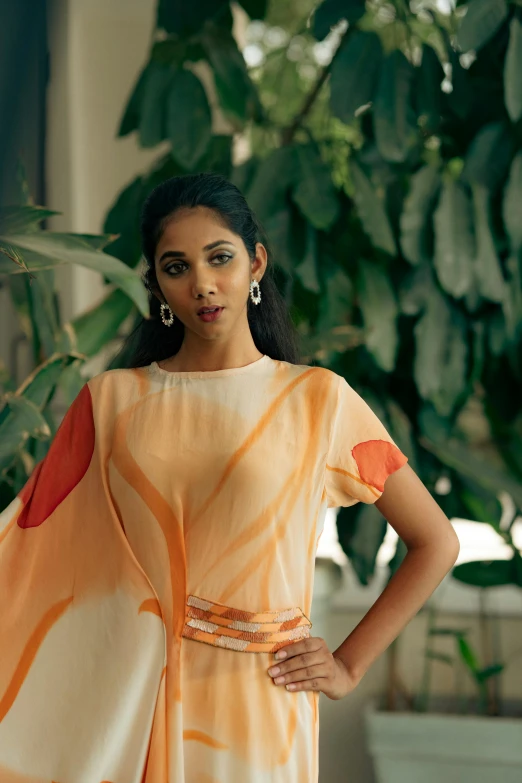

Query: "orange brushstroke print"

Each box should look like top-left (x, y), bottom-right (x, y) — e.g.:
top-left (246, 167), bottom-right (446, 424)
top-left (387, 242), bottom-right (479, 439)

top-left (0, 355), bottom-right (407, 782)
top-left (0, 596), bottom-right (73, 722)
top-left (17, 384), bottom-right (95, 529)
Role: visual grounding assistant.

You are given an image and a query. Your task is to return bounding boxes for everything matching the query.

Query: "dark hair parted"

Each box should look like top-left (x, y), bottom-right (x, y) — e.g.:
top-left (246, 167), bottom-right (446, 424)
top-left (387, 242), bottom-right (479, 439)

top-left (112, 171), bottom-right (301, 369)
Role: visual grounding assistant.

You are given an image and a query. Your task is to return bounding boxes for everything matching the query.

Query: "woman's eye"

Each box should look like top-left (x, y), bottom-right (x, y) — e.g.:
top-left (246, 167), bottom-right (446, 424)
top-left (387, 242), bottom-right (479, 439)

top-left (165, 264), bottom-right (186, 276)
top-left (164, 255), bottom-right (231, 276)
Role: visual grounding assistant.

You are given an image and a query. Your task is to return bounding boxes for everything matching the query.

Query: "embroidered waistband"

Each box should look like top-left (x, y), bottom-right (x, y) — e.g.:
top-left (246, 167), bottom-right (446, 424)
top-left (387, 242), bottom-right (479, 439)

top-left (181, 594), bottom-right (313, 653)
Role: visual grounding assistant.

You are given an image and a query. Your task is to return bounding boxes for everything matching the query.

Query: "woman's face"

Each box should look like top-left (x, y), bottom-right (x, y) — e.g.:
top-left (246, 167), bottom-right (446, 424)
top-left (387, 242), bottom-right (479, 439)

top-left (153, 206), bottom-right (266, 341)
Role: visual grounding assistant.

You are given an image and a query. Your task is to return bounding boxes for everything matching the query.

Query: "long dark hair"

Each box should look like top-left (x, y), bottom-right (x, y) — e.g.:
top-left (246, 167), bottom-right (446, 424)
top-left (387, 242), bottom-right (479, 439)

top-left (111, 171), bottom-right (301, 369)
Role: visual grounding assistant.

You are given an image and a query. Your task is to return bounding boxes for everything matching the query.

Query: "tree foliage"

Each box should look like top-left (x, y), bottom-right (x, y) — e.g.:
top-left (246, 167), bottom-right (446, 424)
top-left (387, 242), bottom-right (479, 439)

top-left (102, 0), bottom-right (522, 587)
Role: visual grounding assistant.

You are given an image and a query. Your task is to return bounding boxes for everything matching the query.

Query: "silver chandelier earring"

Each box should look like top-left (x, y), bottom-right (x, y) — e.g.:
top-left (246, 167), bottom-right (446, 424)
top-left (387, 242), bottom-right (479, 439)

top-left (160, 302), bottom-right (175, 326)
top-left (249, 279), bottom-right (261, 305)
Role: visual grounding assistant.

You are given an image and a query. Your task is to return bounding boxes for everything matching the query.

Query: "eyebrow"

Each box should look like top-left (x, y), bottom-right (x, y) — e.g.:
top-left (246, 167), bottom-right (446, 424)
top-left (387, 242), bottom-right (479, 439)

top-left (158, 240), bottom-right (235, 264)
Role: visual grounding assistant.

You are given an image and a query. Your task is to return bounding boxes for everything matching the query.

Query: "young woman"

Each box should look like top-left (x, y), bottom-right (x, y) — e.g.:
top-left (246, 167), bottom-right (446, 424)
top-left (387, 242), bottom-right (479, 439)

top-left (0, 172), bottom-right (459, 782)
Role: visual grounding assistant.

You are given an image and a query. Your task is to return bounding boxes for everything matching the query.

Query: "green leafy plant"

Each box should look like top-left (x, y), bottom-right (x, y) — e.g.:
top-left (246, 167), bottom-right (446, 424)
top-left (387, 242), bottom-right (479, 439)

top-left (0, 202), bottom-right (149, 509)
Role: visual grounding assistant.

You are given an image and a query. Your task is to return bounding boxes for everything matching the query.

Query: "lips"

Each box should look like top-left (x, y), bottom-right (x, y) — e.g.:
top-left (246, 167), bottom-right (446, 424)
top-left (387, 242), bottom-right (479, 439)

top-left (197, 306), bottom-right (223, 314)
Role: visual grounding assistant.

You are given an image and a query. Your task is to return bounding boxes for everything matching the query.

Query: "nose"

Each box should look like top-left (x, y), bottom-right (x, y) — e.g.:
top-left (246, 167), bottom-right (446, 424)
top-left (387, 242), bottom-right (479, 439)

top-left (192, 277), bottom-right (216, 298)
top-left (190, 260), bottom-right (218, 298)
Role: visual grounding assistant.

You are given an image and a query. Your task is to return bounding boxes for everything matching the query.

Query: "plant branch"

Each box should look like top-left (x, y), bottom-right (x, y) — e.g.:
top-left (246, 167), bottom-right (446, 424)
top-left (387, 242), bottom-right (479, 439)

top-left (280, 26), bottom-right (352, 146)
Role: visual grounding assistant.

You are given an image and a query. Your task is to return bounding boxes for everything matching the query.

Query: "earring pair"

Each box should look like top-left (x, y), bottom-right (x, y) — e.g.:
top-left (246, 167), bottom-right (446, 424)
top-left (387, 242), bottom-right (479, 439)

top-left (160, 280), bottom-right (261, 327)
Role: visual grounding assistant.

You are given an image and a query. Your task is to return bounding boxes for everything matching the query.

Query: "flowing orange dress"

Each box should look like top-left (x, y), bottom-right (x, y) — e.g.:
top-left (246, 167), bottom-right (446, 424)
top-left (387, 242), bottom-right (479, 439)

top-left (0, 354), bottom-right (408, 782)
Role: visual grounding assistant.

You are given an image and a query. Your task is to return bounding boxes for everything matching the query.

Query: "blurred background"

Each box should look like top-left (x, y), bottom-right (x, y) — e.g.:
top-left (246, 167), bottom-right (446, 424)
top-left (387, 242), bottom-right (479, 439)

top-left (1, 1), bottom-right (522, 780)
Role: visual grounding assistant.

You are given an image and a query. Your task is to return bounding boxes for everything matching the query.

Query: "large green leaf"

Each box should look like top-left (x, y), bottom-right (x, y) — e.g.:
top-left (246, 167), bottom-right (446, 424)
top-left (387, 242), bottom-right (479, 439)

top-left (14, 354), bottom-right (78, 409)
top-left (461, 122), bottom-right (515, 192)
top-left (330, 31), bottom-right (383, 122)
top-left (457, 0), bottom-right (509, 52)
top-left (316, 268), bottom-right (354, 331)
top-left (292, 145), bottom-right (340, 230)
top-left (414, 287), bottom-right (468, 416)
top-left (337, 503), bottom-right (388, 586)
top-left (0, 353), bottom-right (80, 468)
top-left (157, 0), bottom-right (231, 35)
top-left (138, 62), bottom-right (175, 149)
top-left (118, 65), bottom-right (150, 138)
top-left (373, 50), bottom-right (416, 163)
top-left (386, 399), bottom-right (418, 472)
top-left (399, 262), bottom-right (432, 316)
top-left (453, 559), bottom-right (519, 588)
top-left (420, 433), bottom-right (522, 509)
top-left (201, 23), bottom-right (262, 129)
top-left (166, 70), bottom-right (212, 169)
top-left (349, 161), bottom-right (396, 255)
top-left (471, 185), bottom-right (505, 303)
top-left (458, 474), bottom-right (504, 525)
top-left (263, 211), bottom-right (292, 273)
top-left (0, 397), bottom-right (50, 460)
top-left (505, 17), bottom-right (522, 122)
top-left (433, 179), bottom-right (475, 299)
top-left (357, 261), bottom-right (399, 372)
top-left (103, 176), bottom-right (144, 267)
top-left (414, 45), bottom-right (444, 133)
top-left (294, 223), bottom-right (321, 294)
top-left (503, 151), bottom-right (522, 255)
top-left (27, 269), bottom-right (60, 359)
top-left (246, 147), bottom-right (299, 223)
top-left (59, 289), bottom-right (135, 358)
top-left (0, 233), bottom-right (149, 316)
top-left (300, 323), bottom-right (363, 363)
top-left (236, 0), bottom-right (268, 19)
top-left (0, 205), bottom-right (59, 234)
top-left (400, 165), bottom-right (441, 265)
top-left (313, 0), bottom-right (366, 40)
top-left (502, 254), bottom-right (522, 343)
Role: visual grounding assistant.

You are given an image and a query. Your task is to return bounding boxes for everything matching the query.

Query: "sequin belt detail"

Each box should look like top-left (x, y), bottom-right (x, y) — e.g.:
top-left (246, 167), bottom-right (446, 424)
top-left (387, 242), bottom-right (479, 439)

top-left (181, 594), bottom-right (313, 653)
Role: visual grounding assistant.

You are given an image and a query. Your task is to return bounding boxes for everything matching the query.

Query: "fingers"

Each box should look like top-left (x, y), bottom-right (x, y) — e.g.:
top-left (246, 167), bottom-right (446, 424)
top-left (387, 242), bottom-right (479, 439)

top-left (268, 649), bottom-right (328, 690)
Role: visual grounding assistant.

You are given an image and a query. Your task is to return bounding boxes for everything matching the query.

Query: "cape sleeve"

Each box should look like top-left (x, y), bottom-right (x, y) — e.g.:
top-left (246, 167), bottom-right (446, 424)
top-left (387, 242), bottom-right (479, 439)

top-left (0, 376), bottom-right (166, 778)
top-left (324, 375), bottom-right (409, 508)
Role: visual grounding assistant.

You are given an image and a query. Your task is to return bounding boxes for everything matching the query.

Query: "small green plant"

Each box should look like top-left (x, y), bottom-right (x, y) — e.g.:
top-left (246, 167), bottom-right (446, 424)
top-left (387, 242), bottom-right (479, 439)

top-left (0, 202), bottom-right (149, 509)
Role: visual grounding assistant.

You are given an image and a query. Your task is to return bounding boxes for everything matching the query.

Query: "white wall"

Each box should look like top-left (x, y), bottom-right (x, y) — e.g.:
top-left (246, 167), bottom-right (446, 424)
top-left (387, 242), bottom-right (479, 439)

top-left (46, 0), bottom-right (164, 323)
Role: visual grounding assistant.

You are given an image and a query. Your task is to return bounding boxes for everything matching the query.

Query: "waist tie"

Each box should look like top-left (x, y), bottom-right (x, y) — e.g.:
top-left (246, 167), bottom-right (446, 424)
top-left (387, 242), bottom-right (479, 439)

top-left (181, 594), bottom-right (313, 653)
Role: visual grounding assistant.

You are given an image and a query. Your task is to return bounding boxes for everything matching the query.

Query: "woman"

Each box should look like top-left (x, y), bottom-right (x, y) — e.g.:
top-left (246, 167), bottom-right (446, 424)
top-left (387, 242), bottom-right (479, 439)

top-left (0, 172), bottom-right (460, 782)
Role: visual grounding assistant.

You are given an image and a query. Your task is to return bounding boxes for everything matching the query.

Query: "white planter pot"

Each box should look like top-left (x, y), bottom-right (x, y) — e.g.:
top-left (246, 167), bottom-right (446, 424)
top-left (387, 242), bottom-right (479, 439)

top-left (364, 695), bottom-right (522, 783)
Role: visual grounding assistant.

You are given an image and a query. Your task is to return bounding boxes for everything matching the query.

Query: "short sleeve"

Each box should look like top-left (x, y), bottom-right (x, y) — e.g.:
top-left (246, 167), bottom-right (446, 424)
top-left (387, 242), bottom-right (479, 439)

top-left (324, 376), bottom-right (409, 508)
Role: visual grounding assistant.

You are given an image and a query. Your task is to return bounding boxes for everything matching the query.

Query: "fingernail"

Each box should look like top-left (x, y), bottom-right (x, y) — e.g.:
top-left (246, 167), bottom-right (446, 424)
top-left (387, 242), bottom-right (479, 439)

top-left (275, 650), bottom-right (287, 660)
top-left (268, 666), bottom-right (280, 676)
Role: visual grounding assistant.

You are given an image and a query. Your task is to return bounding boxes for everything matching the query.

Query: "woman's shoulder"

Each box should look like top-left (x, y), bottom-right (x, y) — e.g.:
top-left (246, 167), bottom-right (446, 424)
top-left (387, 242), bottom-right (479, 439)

top-left (272, 358), bottom-right (342, 400)
top-left (85, 365), bottom-right (148, 395)
top-left (279, 358), bottom-right (341, 382)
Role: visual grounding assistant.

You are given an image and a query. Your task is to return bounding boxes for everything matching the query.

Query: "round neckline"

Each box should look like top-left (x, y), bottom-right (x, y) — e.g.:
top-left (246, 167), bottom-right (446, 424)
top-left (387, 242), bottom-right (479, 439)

top-left (148, 354), bottom-right (270, 379)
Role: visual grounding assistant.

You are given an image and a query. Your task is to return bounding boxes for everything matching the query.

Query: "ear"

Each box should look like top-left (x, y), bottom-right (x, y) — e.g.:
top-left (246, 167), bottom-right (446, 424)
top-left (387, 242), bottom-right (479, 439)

top-left (252, 242), bottom-right (268, 279)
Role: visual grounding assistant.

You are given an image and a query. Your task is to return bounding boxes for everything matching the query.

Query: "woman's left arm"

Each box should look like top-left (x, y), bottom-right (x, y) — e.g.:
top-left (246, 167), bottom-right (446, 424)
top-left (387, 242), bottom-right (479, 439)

top-left (332, 462), bottom-right (460, 683)
top-left (267, 462), bottom-right (461, 699)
